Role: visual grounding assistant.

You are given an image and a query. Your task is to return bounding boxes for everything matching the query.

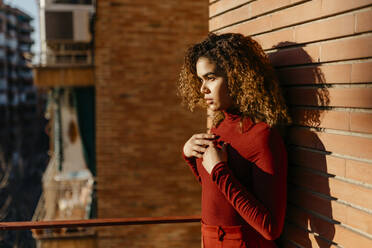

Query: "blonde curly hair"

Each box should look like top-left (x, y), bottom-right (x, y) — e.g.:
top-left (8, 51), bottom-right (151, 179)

top-left (178, 32), bottom-right (291, 128)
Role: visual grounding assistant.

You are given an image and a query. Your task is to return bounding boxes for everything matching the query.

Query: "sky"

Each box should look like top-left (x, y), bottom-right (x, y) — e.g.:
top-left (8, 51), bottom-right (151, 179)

top-left (4, 0), bottom-right (40, 61)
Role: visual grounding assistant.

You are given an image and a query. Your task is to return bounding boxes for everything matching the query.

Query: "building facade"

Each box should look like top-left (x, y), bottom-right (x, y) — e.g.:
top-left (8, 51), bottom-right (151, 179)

top-left (32, 0), bottom-right (96, 247)
top-left (0, 1), bottom-right (49, 247)
top-left (94, 0), bottom-right (208, 247)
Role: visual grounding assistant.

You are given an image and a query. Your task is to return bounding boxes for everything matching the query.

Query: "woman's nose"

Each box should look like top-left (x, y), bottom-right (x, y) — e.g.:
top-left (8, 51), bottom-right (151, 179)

top-left (200, 82), bottom-right (209, 94)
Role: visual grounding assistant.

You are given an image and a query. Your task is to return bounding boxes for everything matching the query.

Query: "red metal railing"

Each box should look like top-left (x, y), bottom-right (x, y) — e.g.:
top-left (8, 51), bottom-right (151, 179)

top-left (0, 215), bottom-right (201, 231)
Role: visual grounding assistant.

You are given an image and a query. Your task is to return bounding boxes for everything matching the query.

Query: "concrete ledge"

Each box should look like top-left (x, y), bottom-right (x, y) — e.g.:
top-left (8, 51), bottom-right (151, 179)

top-left (33, 66), bottom-right (94, 87)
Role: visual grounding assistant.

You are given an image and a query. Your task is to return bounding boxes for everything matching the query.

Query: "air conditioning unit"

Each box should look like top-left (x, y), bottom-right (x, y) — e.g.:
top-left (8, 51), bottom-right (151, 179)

top-left (45, 9), bottom-right (91, 42)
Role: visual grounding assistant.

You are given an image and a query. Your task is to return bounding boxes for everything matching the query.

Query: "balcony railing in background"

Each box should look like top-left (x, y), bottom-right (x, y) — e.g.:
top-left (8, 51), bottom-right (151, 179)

top-left (53, 0), bottom-right (93, 5)
top-left (0, 216), bottom-right (201, 231)
top-left (37, 51), bottom-right (93, 67)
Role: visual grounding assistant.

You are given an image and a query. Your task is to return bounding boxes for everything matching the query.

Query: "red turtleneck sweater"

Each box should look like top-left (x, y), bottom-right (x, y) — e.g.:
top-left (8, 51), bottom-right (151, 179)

top-left (183, 112), bottom-right (287, 246)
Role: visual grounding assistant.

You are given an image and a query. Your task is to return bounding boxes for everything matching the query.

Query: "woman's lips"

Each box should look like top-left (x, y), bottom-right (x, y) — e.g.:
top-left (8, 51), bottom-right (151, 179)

top-left (205, 99), bottom-right (213, 104)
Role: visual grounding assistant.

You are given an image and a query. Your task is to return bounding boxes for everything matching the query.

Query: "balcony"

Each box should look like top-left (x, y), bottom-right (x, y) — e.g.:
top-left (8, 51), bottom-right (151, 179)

top-left (33, 48), bottom-right (94, 87)
top-left (0, 78), bottom-right (7, 90)
top-left (19, 70), bottom-right (33, 80)
top-left (9, 54), bottom-right (18, 65)
top-left (0, 33), bottom-right (6, 47)
top-left (0, 48), bottom-right (6, 60)
top-left (19, 22), bottom-right (34, 33)
top-left (6, 14), bottom-right (17, 27)
top-left (33, 65), bottom-right (94, 88)
top-left (19, 43), bottom-right (31, 52)
top-left (18, 34), bottom-right (33, 44)
top-left (0, 92), bottom-right (7, 105)
top-left (6, 38), bottom-right (17, 50)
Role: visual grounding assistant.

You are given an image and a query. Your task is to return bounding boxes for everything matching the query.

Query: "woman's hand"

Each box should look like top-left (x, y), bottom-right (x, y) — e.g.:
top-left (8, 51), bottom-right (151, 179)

top-left (183, 133), bottom-right (216, 158)
top-left (202, 142), bottom-right (228, 174)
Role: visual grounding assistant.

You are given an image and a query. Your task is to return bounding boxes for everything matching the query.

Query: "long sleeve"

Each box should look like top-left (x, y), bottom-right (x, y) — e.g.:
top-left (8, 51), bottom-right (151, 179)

top-left (210, 127), bottom-right (287, 240)
top-left (182, 152), bottom-right (202, 184)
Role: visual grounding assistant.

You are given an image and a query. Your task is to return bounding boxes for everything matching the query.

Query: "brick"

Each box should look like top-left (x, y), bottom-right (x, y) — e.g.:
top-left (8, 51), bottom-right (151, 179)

top-left (282, 224), bottom-right (315, 248)
top-left (250, 0), bottom-right (291, 17)
top-left (209, 4), bottom-right (251, 31)
top-left (216, 1), bottom-right (371, 38)
top-left (289, 166), bottom-right (372, 210)
top-left (333, 215), bottom-right (372, 248)
top-left (327, 88), bottom-right (372, 108)
top-left (321, 0), bottom-right (372, 17)
top-left (209, 0), bottom-right (251, 17)
top-left (356, 9), bottom-right (372, 33)
top-left (321, 35), bottom-right (372, 62)
top-left (346, 159), bottom-right (372, 185)
top-left (351, 61), bottom-right (372, 83)
top-left (288, 187), bottom-right (347, 223)
top-left (291, 108), bottom-right (349, 131)
top-left (295, 14), bottom-right (355, 44)
top-left (320, 64), bottom-right (353, 84)
top-left (289, 186), bottom-right (372, 235)
top-left (346, 205), bottom-right (372, 235)
top-left (283, 215), bottom-right (334, 248)
top-left (288, 146), bottom-right (346, 176)
top-left (350, 112), bottom-right (372, 133)
top-left (213, 11), bottom-right (272, 34)
top-left (277, 64), bottom-right (352, 85)
top-left (254, 28), bottom-right (295, 50)
top-left (287, 88), bottom-right (372, 108)
top-left (210, 0), bottom-right (309, 31)
top-left (289, 128), bottom-right (372, 160)
top-left (268, 44), bottom-right (320, 66)
top-left (271, 0), bottom-right (322, 30)
top-left (285, 204), bottom-right (372, 247)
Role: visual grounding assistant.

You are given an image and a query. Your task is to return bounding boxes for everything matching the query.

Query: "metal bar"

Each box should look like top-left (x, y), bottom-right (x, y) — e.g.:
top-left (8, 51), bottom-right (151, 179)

top-left (0, 215), bottom-right (201, 231)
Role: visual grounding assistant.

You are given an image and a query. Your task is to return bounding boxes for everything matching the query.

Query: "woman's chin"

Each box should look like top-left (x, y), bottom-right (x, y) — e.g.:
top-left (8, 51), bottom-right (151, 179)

top-left (208, 106), bottom-right (223, 112)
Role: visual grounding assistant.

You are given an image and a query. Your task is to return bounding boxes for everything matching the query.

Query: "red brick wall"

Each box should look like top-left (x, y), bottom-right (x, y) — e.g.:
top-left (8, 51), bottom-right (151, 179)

top-left (95, 0), bottom-right (208, 247)
top-left (209, 0), bottom-right (372, 247)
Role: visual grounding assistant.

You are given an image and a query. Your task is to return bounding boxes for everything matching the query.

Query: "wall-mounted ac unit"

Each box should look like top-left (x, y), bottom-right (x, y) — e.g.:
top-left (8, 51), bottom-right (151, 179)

top-left (45, 9), bottom-right (91, 42)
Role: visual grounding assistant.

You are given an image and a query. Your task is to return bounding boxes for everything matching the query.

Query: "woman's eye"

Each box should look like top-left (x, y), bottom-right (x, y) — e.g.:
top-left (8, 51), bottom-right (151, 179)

top-left (208, 77), bottom-right (215, 81)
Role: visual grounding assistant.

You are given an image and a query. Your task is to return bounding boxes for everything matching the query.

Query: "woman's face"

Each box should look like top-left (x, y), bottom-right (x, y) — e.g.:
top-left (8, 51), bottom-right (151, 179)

top-left (196, 57), bottom-right (233, 111)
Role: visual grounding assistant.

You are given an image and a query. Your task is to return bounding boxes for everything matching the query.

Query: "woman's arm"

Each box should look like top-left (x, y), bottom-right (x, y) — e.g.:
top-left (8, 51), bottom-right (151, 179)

top-left (207, 128), bottom-right (287, 240)
top-left (182, 152), bottom-right (201, 184)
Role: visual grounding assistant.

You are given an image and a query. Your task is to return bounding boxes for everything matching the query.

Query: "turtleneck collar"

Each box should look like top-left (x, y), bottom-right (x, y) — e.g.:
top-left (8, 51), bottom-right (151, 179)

top-left (222, 109), bottom-right (241, 121)
top-left (221, 109), bottom-right (255, 133)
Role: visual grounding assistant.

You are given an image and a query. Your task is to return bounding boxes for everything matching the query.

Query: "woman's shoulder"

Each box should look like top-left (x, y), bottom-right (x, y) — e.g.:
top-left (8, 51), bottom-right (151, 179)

top-left (241, 117), bottom-right (271, 136)
top-left (240, 119), bottom-right (286, 150)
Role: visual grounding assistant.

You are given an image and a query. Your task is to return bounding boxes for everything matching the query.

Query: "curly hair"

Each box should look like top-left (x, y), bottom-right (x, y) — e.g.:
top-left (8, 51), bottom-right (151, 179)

top-left (178, 32), bottom-right (291, 128)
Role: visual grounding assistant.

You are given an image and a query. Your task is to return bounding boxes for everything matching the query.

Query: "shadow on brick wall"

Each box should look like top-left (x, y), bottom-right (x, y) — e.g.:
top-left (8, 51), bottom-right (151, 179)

top-left (269, 42), bottom-right (335, 247)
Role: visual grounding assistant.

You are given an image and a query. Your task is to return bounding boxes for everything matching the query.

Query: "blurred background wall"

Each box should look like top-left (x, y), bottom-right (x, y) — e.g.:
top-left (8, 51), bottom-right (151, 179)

top-left (94, 0), bottom-right (208, 247)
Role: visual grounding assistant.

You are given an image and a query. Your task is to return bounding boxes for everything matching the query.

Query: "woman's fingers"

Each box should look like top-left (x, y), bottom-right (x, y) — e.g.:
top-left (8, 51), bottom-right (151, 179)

top-left (194, 139), bottom-right (214, 147)
top-left (194, 133), bottom-right (216, 140)
top-left (191, 150), bottom-right (203, 158)
top-left (192, 145), bottom-right (207, 154)
top-left (184, 133), bottom-right (218, 158)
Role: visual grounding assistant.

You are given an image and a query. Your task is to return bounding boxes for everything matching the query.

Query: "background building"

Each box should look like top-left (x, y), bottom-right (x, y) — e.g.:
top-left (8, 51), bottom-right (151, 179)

top-left (94, 1), bottom-right (208, 247)
top-left (0, 0), bottom-right (49, 247)
top-left (34, 0), bottom-right (208, 247)
top-left (31, 0), bottom-right (372, 247)
top-left (32, 0), bottom-right (96, 247)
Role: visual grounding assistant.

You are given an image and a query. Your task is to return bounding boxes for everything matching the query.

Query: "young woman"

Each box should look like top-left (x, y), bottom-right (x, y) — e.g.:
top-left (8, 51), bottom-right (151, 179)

top-left (178, 33), bottom-right (291, 248)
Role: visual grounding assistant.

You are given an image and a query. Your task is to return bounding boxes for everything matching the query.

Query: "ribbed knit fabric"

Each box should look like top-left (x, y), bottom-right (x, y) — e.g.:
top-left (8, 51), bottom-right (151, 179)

top-left (183, 111), bottom-right (287, 246)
